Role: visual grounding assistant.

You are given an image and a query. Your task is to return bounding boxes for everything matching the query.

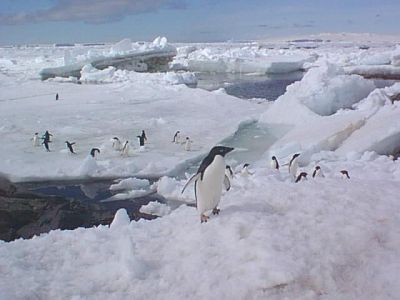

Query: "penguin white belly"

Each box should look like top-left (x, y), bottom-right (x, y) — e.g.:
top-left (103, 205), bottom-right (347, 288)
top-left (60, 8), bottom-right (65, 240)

top-left (289, 160), bottom-right (298, 177)
top-left (196, 156), bottom-right (225, 215)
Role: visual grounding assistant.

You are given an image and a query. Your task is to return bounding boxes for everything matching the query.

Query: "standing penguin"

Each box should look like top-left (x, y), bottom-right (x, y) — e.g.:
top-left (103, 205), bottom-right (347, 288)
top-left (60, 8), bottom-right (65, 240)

top-left (289, 153), bottom-right (300, 178)
top-left (172, 131), bottom-right (181, 143)
top-left (182, 146), bottom-right (234, 223)
top-left (312, 166), bottom-right (324, 178)
top-left (184, 137), bottom-right (192, 151)
top-left (42, 139), bottom-right (51, 152)
top-left (112, 137), bottom-right (122, 151)
top-left (90, 148), bottom-right (100, 158)
top-left (43, 130), bottom-right (53, 142)
top-left (340, 170), bottom-right (350, 179)
top-left (137, 135), bottom-right (145, 148)
top-left (65, 141), bottom-right (76, 154)
top-left (32, 133), bottom-right (40, 147)
top-left (56, 93), bottom-right (59, 101)
top-left (141, 130), bottom-right (147, 143)
top-left (241, 163), bottom-right (254, 176)
top-left (270, 156), bottom-right (279, 170)
top-left (121, 141), bottom-right (129, 157)
top-left (295, 172), bottom-right (308, 183)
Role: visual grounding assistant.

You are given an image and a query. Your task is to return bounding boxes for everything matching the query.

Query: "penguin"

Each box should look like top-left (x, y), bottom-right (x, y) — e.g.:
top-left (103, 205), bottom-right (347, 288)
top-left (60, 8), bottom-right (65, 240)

top-left (312, 166), bottom-right (324, 178)
top-left (225, 165), bottom-right (234, 180)
top-left (184, 137), bottom-right (192, 151)
top-left (65, 141), bottom-right (76, 154)
top-left (271, 156), bottom-right (279, 170)
top-left (121, 141), bottom-right (129, 157)
top-left (56, 93), bottom-right (59, 101)
top-left (32, 133), bottom-right (40, 147)
top-left (172, 131), bottom-right (181, 143)
top-left (90, 148), bottom-right (100, 158)
top-left (289, 153), bottom-right (300, 178)
top-left (137, 135), bottom-right (145, 147)
top-left (43, 130), bottom-right (53, 142)
top-left (340, 170), bottom-right (350, 179)
top-left (112, 137), bottom-right (122, 151)
top-left (241, 163), bottom-right (254, 176)
top-left (295, 172), bottom-right (308, 183)
top-left (141, 130), bottom-right (147, 143)
top-left (182, 146), bottom-right (234, 223)
top-left (42, 139), bottom-right (51, 152)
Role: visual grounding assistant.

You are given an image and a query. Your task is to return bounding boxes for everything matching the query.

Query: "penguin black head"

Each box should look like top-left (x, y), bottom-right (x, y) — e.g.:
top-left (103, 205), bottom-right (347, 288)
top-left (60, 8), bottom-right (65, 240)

top-left (35, 132), bottom-right (38, 135)
top-left (113, 137), bottom-right (120, 141)
top-left (243, 163), bottom-right (250, 168)
top-left (272, 156), bottom-right (277, 161)
top-left (315, 166), bottom-right (321, 170)
top-left (209, 146), bottom-right (234, 157)
top-left (292, 153), bottom-right (300, 159)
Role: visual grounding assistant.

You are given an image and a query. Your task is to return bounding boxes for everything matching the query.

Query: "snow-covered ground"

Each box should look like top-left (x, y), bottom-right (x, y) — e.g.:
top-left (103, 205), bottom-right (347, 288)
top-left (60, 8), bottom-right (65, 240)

top-left (1, 33), bottom-right (400, 299)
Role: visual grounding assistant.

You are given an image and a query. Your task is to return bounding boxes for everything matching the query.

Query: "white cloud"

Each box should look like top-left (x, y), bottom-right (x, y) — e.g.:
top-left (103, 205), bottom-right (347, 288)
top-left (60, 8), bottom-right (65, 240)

top-left (0, 0), bottom-right (186, 25)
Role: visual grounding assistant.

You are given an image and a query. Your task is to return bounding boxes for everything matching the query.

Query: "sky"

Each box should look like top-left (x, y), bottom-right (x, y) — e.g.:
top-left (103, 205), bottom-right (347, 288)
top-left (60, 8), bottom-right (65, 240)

top-left (0, 0), bottom-right (399, 45)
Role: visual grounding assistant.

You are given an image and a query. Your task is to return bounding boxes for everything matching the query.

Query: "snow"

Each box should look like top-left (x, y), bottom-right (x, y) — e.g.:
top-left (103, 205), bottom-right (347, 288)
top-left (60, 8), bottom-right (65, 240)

top-left (1, 33), bottom-right (400, 299)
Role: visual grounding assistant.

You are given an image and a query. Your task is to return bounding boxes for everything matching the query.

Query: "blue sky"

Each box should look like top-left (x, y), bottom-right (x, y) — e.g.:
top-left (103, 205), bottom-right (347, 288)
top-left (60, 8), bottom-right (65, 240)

top-left (0, 0), bottom-right (399, 45)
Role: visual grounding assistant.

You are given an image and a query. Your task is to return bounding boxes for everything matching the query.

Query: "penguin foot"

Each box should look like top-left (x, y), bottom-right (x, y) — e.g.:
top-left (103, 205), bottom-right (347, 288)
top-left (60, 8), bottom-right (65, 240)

top-left (200, 214), bottom-right (209, 223)
top-left (212, 208), bottom-right (220, 215)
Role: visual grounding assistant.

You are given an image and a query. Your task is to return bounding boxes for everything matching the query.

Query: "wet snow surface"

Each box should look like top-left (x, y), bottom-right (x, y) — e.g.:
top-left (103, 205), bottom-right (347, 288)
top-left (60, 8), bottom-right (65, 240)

top-left (1, 34), bottom-right (400, 299)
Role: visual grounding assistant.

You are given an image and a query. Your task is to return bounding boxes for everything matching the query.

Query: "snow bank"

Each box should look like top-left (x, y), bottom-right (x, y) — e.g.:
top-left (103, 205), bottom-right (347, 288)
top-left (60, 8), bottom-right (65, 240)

top-left (1, 158), bottom-right (400, 299)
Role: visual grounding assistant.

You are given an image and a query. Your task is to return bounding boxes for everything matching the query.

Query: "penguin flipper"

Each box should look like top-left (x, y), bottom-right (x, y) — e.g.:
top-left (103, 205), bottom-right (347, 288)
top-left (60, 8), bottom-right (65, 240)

top-left (181, 173), bottom-right (200, 194)
top-left (223, 175), bottom-right (231, 191)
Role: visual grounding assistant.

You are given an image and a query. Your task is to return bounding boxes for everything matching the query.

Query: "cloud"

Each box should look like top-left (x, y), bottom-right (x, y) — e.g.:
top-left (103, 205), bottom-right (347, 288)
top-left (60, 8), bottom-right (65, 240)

top-left (0, 0), bottom-right (186, 25)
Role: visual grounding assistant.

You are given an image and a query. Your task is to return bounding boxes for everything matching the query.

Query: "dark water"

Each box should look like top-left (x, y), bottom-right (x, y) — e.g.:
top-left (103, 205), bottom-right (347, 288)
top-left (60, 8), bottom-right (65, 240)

top-left (18, 179), bottom-right (166, 217)
top-left (195, 71), bottom-right (304, 100)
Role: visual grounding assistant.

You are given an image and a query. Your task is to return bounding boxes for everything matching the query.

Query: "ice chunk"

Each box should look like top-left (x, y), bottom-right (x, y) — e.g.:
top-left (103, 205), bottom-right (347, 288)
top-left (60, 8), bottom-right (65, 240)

top-left (110, 178), bottom-right (150, 191)
top-left (110, 38), bottom-right (133, 55)
top-left (139, 202), bottom-right (171, 217)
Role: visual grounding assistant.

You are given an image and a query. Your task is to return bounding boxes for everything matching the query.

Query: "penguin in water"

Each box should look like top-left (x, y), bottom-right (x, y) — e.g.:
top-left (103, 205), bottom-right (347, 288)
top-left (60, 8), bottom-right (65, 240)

top-left (112, 137), bottom-right (122, 151)
top-left (225, 165), bottom-right (234, 180)
top-left (172, 131), bottom-right (181, 143)
top-left (340, 170), bottom-right (350, 179)
top-left (271, 156), bottom-right (279, 170)
top-left (32, 133), bottom-right (40, 147)
top-left (90, 148), bottom-right (100, 158)
top-left (65, 141), bottom-right (76, 154)
top-left (312, 166), bottom-right (324, 178)
top-left (289, 153), bottom-right (300, 178)
top-left (184, 137), bottom-right (192, 151)
top-left (295, 172), bottom-right (308, 183)
top-left (121, 141), bottom-right (129, 157)
top-left (182, 146), bottom-right (234, 223)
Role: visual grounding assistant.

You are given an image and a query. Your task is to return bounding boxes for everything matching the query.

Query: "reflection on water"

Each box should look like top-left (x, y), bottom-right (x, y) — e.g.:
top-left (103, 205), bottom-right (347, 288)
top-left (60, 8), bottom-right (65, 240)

top-left (196, 71), bottom-right (303, 100)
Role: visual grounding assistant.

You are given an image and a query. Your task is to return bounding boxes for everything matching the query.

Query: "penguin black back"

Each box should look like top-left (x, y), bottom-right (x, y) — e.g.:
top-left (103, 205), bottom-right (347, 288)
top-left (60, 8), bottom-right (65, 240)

top-left (312, 166), bottom-right (320, 178)
top-left (226, 165), bottom-right (233, 176)
top-left (90, 148), bottom-right (100, 157)
top-left (295, 172), bottom-right (307, 183)
top-left (196, 146), bottom-right (234, 180)
top-left (289, 153), bottom-right (300, 166)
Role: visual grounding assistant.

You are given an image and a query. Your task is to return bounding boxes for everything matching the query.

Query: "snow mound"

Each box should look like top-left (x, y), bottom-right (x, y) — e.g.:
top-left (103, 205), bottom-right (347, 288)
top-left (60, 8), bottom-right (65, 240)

top-left (78, 156), bottom-right (101, 177)
top-left (110, 208), bottom-right (130, 229)
top-left (156, 176), bottom-right (183, 199)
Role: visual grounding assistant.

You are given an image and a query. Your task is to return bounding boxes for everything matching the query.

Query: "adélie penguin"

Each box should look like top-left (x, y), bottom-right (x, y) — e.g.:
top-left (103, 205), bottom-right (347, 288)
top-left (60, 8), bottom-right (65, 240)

top-left (90, 148), bottom-right (100, 158)
top-left (271, 156), bottom-right (279, 170)
top-left (289, 153), bottom-right (300, 178)
top-left (65, 141), bottom-right (76, 154)
top-left (182, 146), bottom-right (234, 223)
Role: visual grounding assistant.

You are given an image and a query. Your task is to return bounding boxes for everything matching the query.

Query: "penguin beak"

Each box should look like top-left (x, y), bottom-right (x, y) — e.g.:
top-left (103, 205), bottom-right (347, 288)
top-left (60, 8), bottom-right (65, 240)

top-left (224, 147), bottom-right (234, 154)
